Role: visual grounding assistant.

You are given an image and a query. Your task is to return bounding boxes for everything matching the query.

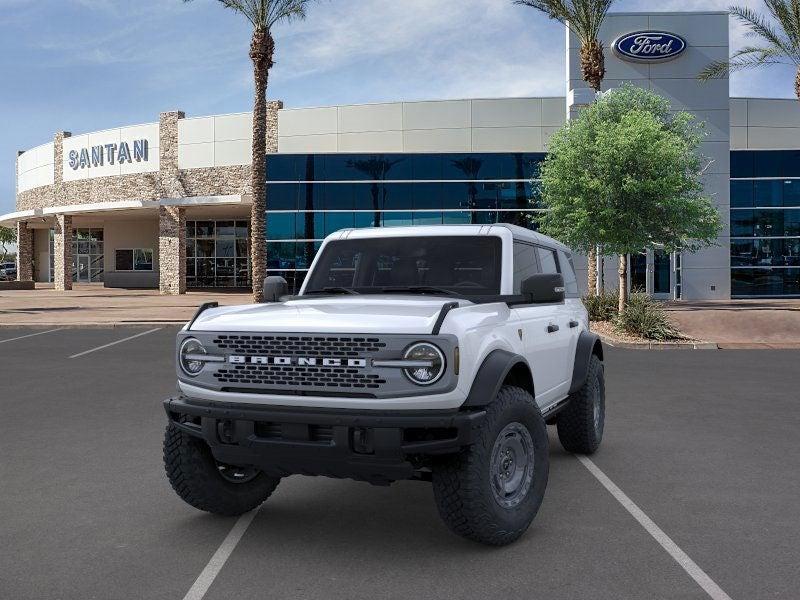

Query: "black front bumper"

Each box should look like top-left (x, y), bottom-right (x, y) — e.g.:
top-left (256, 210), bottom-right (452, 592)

top-left (164, 396), bottom-right (486, 484)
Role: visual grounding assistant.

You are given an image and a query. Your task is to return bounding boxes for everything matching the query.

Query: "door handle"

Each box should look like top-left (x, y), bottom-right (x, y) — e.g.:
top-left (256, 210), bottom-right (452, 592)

top-left (547, 324), bottom-right (559, 333)
top-left (569, 320), bottom-right (579, 328)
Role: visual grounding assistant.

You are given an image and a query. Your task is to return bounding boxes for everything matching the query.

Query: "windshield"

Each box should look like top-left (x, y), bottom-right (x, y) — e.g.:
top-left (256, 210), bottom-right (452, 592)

top-left (303, 236), bottom-right (502, 296)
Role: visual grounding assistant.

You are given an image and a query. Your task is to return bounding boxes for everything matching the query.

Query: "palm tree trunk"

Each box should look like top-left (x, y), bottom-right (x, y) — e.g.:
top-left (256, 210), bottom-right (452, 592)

top-left (249, 29), bottom-right (274, 303)
top-left (796, 67), bottom-right (800, 102)
top-left (587, 246), bottom-right (597, 297)
top-left (580, 38), bottom-right (604, 295)
top-left (618, 254), bottom-right (628, 314)
top-left (580, 40), bottom-right (605, 93)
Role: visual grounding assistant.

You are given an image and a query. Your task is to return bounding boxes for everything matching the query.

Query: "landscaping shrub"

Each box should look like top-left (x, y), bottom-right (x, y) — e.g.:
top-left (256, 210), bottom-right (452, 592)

top-left (583, 290), bottom-right (619, 322)
top-left (615, 293), bottom-right (684, 341)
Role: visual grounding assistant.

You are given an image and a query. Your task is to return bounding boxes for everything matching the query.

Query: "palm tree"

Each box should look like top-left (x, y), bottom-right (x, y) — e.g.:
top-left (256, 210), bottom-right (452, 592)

top-left (699, 2), bottom-right (800, 101)
top-left (514, 0), bottom-right (616, 295)
top-left (185, 0), bottom-right (313, 302)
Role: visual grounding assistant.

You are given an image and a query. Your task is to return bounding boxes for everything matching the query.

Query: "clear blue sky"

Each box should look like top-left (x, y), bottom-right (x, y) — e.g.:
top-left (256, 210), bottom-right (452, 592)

top-left (1, 0), bottom-right (796, 215)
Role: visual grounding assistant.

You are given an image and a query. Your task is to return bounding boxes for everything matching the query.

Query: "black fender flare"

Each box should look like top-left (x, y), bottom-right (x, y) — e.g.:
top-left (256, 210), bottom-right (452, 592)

top-left (568, 330), bottom-right (604, 395)
top-left (463, 349), bottom-right (533, 408)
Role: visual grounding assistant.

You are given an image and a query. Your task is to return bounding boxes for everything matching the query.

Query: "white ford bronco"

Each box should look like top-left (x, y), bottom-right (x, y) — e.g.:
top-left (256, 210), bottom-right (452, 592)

top-left (163, 224), bottom-right (605, 545)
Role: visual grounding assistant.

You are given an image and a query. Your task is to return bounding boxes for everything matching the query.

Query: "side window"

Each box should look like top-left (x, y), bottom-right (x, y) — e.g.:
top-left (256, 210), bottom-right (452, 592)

top-left (536, 246), bottom-right (560, 274)
top-left (512, 242), bottom-right (539, 293)
top-left (558, 250), bottom-right (580, 297)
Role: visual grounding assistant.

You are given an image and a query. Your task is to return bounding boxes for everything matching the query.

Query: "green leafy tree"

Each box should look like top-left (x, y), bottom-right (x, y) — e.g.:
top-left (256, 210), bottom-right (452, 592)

top-left (537, 85), bottom-right (722, 313)
top-left (0, 226), bottom-right (15, 263)
top-left (699, 2), bottom-right (800, 100)
top-left (184, 0), bottom-right (314, 301)
top-left (514, 0), bottom-right (616, 294)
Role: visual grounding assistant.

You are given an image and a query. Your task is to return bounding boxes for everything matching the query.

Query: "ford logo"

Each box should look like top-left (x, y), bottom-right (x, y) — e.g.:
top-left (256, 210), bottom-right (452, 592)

top-left (613, 31), bottom-right (686, 62)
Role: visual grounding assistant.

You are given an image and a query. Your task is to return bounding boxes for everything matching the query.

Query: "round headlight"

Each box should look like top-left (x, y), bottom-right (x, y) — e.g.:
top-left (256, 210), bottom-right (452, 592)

top-left (403, 342), bottom-right (445, 385)
top-left (179, 337), bottom-right (207, 376)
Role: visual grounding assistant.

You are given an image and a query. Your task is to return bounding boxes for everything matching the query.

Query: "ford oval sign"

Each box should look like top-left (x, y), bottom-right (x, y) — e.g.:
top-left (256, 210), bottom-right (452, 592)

top-left (613, 31), bottom-right (687, 63)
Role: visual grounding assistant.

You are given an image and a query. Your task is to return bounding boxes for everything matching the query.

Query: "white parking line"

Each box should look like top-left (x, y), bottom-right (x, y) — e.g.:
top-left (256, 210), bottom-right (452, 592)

top-left (0, 329), bottom-right (63, 344)
top-left (182, 509), bottom-right (261, 600)
top-left (68, 328), bottom-right (162, 359)
top-left (576, 455), bottom-right (733, 600)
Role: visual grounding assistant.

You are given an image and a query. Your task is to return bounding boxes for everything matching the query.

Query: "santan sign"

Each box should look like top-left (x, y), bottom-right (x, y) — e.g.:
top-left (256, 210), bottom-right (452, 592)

top-left (68, 139), bottom-right (149, 170)
top-left (613, 31), bottom-right (687, 62)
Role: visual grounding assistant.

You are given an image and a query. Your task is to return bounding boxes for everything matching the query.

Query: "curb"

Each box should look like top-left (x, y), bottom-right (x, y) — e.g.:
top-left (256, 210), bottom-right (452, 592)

top-left (597, 334), bottom-right (719, 350)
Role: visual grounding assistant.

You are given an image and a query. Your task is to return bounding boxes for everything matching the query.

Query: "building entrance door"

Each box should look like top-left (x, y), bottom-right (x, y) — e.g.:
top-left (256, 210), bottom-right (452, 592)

top-left (77, 256), bottom-right (90, 282)
top-left (626, 249), bottom-right (676, 299)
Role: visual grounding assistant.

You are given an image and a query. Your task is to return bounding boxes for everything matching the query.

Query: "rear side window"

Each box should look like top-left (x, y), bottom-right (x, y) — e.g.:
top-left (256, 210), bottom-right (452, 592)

top-left (513, 242), bottom-right (539, 293)
top-left (558, 250), bottom-right (579, 297)
top-left (536, 246), bottom-right (560, 274)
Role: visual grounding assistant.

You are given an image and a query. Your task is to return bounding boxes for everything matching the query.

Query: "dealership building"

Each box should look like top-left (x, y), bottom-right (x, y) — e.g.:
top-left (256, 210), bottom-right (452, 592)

top-left (3, 10), bottom-right (800, 299)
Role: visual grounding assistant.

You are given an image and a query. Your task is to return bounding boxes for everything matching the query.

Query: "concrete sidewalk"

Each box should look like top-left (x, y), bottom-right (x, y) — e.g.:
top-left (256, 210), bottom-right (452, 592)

top-left (3, 285), bottom-right (800, 348)
top-left (0, 284), bottom-right (251, 327)
top-left (665, 299), bottom-right (800, 349)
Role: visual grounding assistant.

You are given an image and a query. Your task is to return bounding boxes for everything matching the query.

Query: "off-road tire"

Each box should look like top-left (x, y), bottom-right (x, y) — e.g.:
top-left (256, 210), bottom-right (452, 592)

top-left (163, 422), bottom-right (280, 516)
top-left (432, 386), bottom-right (549, 546)
top-left (556, 354), bottom-right (604, 454)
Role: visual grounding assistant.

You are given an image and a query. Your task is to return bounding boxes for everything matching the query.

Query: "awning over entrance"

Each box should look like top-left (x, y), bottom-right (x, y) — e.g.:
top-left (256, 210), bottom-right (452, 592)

top-left (0, 194), bottom-right (247, 227)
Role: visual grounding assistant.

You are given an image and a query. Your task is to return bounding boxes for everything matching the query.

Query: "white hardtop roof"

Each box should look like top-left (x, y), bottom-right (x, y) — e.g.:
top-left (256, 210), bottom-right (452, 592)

top-left (331, 224), bottom-right (571, 253)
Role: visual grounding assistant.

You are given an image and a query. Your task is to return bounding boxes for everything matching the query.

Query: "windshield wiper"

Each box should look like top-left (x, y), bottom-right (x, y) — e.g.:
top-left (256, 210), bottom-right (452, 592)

top-left (304, 287), bottom-right (360, 295)
top-left (378, 286), bottom-right (463, 298)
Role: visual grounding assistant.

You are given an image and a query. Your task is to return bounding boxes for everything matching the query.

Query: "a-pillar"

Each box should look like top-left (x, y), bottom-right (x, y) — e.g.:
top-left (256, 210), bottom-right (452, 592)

top-left (53, 214), bottom-right (73, 291)
top-left (15, 221), bottom-right (34, 282)
top-left (159, 205), bottom-right (186, 295)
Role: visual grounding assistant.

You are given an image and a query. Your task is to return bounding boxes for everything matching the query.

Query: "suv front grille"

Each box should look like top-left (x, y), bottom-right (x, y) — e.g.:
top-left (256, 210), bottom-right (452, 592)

top-left (212, 335), bottom-right (386, 357)
top-left (213, 364), bottom-right (387, 389)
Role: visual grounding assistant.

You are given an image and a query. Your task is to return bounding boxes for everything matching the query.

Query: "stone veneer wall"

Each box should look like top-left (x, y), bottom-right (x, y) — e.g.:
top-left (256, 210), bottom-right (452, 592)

top-left (15, 222), bottom-right (33, 281)
top-left (158, 206), bottom-right (186, 295)
top-left (53, 214), bottom-right (73, 291)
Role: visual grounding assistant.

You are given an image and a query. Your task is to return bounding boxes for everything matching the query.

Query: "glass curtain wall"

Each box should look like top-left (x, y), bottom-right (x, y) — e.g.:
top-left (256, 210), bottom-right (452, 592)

top-left (265, 153), bottom-right (546, 292)
top-left (186, 220), bottom-right (251, 288)
top-left (731, 151), bottom-right (800, 297)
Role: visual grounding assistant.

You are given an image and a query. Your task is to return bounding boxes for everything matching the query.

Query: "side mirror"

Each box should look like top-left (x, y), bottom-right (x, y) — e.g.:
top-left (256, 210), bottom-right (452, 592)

top-left (521, 273), bottom-right (565, 304)
top-left (262, 275), bottom-right (288, 303)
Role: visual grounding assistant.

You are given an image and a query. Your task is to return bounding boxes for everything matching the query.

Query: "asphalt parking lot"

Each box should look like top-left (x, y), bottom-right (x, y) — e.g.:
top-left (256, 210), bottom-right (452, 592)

top-left (1, 327), bottom-right (799, 600)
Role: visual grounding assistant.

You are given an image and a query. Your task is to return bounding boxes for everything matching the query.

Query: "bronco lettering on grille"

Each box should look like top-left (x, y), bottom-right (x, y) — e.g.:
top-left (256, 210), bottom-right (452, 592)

top-left (228, 355), bottom-right (368, 368)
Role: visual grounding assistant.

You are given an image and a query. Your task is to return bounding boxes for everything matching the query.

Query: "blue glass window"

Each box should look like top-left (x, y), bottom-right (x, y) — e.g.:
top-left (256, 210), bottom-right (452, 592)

top-left (382, 212), bottom-right (413, 227)
top-left (294, 212), bottom-right (319, 240)
top-left (731, 239), bottom-right (800, 267)
top-left (412, 154), bottom-right (443, 180)
top-left (412, 183), bottom-right (443, 210)
top-left (267, 242), bottom-right (296, 269)
top-left (783, 180), bottom-right (800, 207)
top-left (266, 155), bottom-right (299, 181)
top-left (325, 212), bottom-right (355, 236)
top-left (323, 183), bottom-right (353, 210)
top-left (754, 151), bottom-right (783, 178)
top-left (730, 181), bottom-right (753, 208)
top-left (413, 212), bottom-right (443, 225)
top-left (353, 183), bottom-right (380, 211)
top-left (443, 211), bottom-right (472, 224)
top-left (381, 183), bottom-right (413, 210)
top-left (732, 268), bottom-right (800, 296)
top-left (753, 180), bottom-right (783, 207)
top-left (355, 212), bottom-right (379, 229)
top-left (266, 213), bottom-right (296, 240)
top-left (785, 210), bottom-right (800, 235)
top-left (730, 151), bottom-right (754, 178)
top-left (441, 183), bottom-right (470, 209)
top-left (267, 183), bottom-right (299, 210)
top-left (297, 184), bottom-right (324, 211)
